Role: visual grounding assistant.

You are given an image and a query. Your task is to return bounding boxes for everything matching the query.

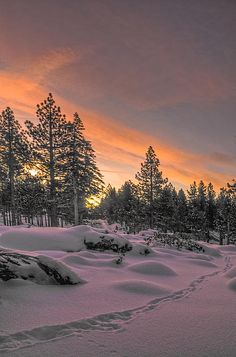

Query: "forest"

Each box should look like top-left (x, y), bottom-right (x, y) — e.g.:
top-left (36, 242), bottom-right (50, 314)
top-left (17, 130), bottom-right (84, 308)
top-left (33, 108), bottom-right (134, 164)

top-left (0, 94), bottom-right (235, 244)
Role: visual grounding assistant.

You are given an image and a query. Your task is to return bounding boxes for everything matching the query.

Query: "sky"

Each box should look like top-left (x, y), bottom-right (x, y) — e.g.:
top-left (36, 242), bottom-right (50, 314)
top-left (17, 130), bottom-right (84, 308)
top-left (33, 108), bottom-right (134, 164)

top-left (0, 0), bottom-right (236, 190)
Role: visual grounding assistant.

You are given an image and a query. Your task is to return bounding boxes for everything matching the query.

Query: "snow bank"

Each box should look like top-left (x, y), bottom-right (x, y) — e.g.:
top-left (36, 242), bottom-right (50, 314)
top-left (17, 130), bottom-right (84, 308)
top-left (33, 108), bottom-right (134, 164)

top-left (113, 280), bottom-right (172, 296)
top-left (0, 225), bottom-right (132, 253)
top-left (186, 259), bottom-right (218, 268)
top-left (227, 277), bottom-right (236, 291)
top-left (197, 242), bottom-right (221, 257)
top-left (0, 252), bottom-right (81, 285)
top-left (1, 222), bottom-right (236, 357)
top-left (0, 227), bottom-right (83, 251)
top-left (128, 261), bottom-right (177, 276)
top-left (225, 266), bottom-right (236, 279)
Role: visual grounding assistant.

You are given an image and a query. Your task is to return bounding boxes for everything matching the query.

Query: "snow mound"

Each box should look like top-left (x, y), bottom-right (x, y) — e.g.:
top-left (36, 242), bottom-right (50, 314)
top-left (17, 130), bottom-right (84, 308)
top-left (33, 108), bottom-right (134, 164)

top-left (128, 261), bottom-right (177, 276)
top-left (225, 266), bottom-right (236, 279)
top-left (64, 254), bottom-right (118, 268)
top-left (186, 259), bottom-right (218, 268)
top-left (128, 243), bottom-right (153, 256)
top-left (64, 255), bottom-right (93, 266)
top-left (227, 277), bottom-right (236, 291)
top-left (197, 243), bottom-right (221, 257)
top-left (83, 232), bottom-right (132, 253)
top-left (114, 280), bottom-right (172, 296)
top-left (0, 252), bottom-right (81, 285)
top-left (219, 245), bottom-right (236, 253)
top-left (0, 228), bottom-right (83, 252)
top-left (187, 254), bottom-right (212, 261)
top-left (0, 226), bottom-right (132, 253)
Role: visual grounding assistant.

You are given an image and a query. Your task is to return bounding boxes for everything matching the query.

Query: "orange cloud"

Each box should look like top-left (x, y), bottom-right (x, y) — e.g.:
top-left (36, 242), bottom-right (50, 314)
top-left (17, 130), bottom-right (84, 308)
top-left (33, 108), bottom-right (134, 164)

top-left (0, 49), bottom-right (234, 192)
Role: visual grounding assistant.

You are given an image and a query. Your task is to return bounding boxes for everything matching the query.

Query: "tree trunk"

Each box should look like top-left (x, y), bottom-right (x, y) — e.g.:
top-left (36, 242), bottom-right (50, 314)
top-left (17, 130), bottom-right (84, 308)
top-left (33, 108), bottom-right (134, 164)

top-left (3, 207), bottom-right (6, 225)
top-left (219, 231), bottom-right (224, 245)
top-left (149, 165), bottom-right (154, 229)
top-left (9, 155), bottom-right (16, 226)
top-left (49, 113), bottom-right (58, 227)
top-left (73, 175), bottom-right (79, 225)
top-left (226, 220), bottom-right (230, 245)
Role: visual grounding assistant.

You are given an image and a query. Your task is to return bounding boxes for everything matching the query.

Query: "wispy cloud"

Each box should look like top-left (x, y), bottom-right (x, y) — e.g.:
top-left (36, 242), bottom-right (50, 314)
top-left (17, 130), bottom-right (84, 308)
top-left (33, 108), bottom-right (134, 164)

top-left (0, 1), bottom-right (235, 190)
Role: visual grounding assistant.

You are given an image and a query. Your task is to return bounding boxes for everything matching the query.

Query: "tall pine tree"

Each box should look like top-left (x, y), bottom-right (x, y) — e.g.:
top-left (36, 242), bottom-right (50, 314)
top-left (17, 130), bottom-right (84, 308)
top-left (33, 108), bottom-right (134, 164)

top-left (0, 107), bottom-right (30, 225)
top-left (63, 113), bottom-right (104, 224)
top-left (135, 146), bottom-right (167, 228)
top-left (25, 93), bottom-right (68, 226)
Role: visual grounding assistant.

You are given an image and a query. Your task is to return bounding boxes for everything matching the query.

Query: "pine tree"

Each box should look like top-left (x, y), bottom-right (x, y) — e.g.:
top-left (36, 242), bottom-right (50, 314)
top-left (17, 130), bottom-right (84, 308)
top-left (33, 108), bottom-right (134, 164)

top-left (158, 183), bottom-right (177, 232)
top-left (173, 189), bottom-right (188, 232)
top-left (25, 93), bottom-right (68, 226)
top-left (117, 181), bottom-right (139, 231)
top-left (216, 187), bottom-right (236, 245)
top-left (227, 180), bottom-right (236, 193)
top-left (187, 181), bottom-right (200, 232)
top-left (100, 185), bottom-right (119, 223)
top-left (0, 107), bottom-right (30, 225)
top-left (196, 180), bottom-right (207, 233)
top-left (206, 183), bottom-right (216, 231)
top-left (16, 174), bottom-right (46, 225)
top-left (197, 180), bottom-right (207, 211)
top-left (62, 113), bottom-right (104, 224)
top-left (135, 146), bottom-right (167, 228)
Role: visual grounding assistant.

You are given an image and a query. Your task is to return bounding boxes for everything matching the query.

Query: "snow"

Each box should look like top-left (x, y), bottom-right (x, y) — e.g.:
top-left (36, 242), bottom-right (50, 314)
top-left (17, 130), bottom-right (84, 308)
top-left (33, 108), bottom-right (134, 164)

top-left (0, 223), bottom-right (236, 356)
top-left (0, 225), bottom-right (132, 253)
top-left (128, 261), bottom-right (177, 276)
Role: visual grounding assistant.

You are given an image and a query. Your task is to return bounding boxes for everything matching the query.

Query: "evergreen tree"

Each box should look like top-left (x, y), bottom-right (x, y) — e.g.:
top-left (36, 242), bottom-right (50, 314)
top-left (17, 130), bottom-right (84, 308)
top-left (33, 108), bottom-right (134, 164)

top-left (187, 181), bottom-right (201, 232)
top-left (16, 174), bottom-right (46, 225)
top-left (197, 180), bottom-right (207, 211)
top-left (99, 185), bottom-right (119, 223)
top-left (158, 183), bottom-right (177, 232)
top-left (25, 93), bottom-right (68, 226)
top-left (0, 107), bottom-right (30, 225)
top-left (117, 181), bottom-right (139, 231)
top-left (63, 113), bottom-right (104, 224)
top-left (216, 187), bottom-right (236, 244)
top-left (206, 182), bottom-right (216, 231)
top-left (173, 188), bottom-right (189, 232)
top-left (135, 146), bottom-right (167, 228)
top-left (196, 180), bottom-right (208, 232)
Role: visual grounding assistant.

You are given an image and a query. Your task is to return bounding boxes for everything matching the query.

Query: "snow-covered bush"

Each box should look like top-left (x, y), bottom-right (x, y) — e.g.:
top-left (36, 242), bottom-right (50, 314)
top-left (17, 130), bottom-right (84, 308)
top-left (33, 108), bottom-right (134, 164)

top-left (83, 234), bottom-right (132, 253)
top-left (144, 232), bottom-right (205, 253)
top-left (0, 251), bottom-right (80, 285)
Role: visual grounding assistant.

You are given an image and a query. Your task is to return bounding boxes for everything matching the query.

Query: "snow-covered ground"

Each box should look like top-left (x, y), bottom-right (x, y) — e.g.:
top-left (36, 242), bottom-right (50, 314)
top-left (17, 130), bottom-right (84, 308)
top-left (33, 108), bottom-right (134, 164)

top-left (0, 223), bottom-right (236, 356)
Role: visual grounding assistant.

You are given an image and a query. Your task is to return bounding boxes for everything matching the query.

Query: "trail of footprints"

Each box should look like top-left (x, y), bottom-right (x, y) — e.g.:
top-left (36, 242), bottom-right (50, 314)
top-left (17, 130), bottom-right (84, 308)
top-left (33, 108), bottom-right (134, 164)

top-left (0, 255), bottom-right (233, 353)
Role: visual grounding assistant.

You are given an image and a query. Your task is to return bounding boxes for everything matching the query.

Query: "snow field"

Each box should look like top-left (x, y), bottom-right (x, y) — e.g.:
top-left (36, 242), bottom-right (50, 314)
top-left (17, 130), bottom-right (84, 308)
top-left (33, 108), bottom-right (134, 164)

top-left (0, 223), bottom-right (236, 356)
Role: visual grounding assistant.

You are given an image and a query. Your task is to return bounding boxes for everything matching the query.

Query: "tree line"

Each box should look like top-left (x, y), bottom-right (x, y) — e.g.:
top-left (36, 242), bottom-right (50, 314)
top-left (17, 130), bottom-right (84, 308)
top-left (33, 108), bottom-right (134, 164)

top-left (96, 146), bottom-right (236, 244)
top-left (0, 95), bottom-right (235, 243)
top-left (0, 93), bottom-right (104, 226)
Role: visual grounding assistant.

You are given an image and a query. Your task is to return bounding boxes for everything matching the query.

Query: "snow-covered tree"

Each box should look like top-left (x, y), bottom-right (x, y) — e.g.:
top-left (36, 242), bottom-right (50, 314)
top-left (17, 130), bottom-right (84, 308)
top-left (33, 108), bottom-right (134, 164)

top-left (117, 181), bottom-right (140, 231)
top-left (158, 183), bottom-right (177, 232)
top-left (205, 182), bottom-right (216, 231)
top-left (216, 187), bottom-right (236, 244)
top-left (62, 113), bottom-right (104, 224)
top-left (25, 93), bottom-right (68, 226)
top-left (173, 188), bottom-right (189, 232)
top-left (16, 174), bottom-right (46, 225)
top-left (0, 107), bottom-right (30, 225)
top-left (135, 146), bottom-right (167, 228)
top-left (99, 185), bottom-right (119, 223)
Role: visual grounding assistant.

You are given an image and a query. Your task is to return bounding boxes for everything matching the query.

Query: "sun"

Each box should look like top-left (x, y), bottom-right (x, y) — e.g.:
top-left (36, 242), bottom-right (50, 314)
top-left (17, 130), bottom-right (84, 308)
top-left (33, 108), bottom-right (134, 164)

top-left (86, 195), bottom-right (101, 208)
top-left (28, 168), bottom-right (38, 177)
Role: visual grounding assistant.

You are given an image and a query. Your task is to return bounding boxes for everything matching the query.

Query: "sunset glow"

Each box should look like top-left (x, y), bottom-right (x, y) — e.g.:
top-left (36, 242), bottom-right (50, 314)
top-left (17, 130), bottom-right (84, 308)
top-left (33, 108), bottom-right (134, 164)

top-left (1, 3), bottom-right (236, 356)
top-left (0, 0), bottom-right (235, 191)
